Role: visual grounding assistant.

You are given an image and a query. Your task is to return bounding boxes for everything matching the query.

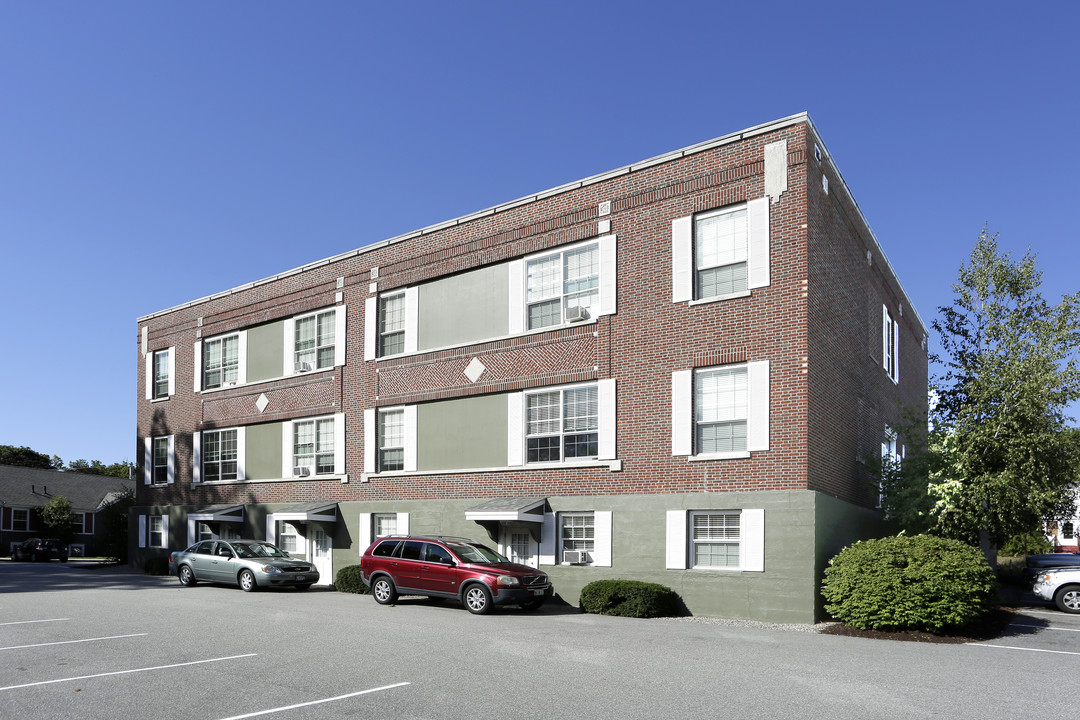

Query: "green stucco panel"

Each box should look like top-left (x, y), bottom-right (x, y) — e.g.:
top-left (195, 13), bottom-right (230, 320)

top-left (246, 320), bottom-right (284, 383)
top-left (417, 395), bottom-right (507, 471)
top-left (245, 421), bottom-right (283, 480)
top-left (418, 264), bottom-right (509, 351)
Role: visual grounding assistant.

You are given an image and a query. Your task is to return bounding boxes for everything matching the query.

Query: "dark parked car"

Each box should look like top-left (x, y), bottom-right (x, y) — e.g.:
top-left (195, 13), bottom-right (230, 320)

top-left (360, 535), bottom-right (552, 614)
top-left (12, 538), bottom-right (69, 562)
top-left (1024, 552), bottom-right (1080, 582)
top-left (169, 540), bottom-right (319, 591)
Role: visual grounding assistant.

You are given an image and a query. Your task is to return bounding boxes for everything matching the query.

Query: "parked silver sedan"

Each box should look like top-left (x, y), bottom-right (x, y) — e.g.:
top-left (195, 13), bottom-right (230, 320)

top-left (169, 540), bottom-right (319, 592)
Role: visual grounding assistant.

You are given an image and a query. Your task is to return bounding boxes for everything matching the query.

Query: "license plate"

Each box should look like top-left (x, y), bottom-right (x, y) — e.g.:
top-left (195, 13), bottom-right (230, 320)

top-left (533, 589), bottom-right (544, 596)
top-left (296, 575), bottom-right (308, 581)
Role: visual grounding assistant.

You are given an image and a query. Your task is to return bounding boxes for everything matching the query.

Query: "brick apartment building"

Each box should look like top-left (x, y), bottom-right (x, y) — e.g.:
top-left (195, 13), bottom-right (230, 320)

top-left (133, 113), bottom-right (927, 622)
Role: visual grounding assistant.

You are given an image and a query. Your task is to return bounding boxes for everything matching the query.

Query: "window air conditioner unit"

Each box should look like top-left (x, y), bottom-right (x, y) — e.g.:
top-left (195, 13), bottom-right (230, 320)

top-left (294, 361), bottom-right (313, 373)
top-left (565, 306), bottom-right (589, 323)
top-left (563, 550), bottom-right (588, 564)
top-left (292, 466), bottom-right (311, 477)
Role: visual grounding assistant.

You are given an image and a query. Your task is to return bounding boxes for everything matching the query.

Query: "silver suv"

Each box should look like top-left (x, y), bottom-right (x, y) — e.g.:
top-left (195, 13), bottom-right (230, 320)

top-left (1032, 567), bottom-right (1080, 613)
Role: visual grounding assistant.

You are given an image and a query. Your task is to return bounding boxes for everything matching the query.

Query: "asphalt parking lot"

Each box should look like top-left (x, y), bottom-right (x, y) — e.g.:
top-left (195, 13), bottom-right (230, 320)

top-left (2, 560), bottom-right (1078, 720)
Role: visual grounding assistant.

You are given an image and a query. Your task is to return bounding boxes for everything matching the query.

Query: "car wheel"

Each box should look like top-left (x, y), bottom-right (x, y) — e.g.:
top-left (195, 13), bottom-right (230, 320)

top-left (519, 597), bottom-right (544, 611)
top-left (178, 565), bottom-right (197, 587)
top-left (1054, 586), bottom-right (1080, 613)
top-left (464, 584), bottom-right (493, 615)
top-left (372, 576), bottom-right (397, 605)
top-left (11, 549), bottom-right (20, 561)
top-left (60, 556), bottom-right (69, 563)
top-left (239, 569), bottom-right (258, 592)
top-left (295, 584), bottom-right (312, 591)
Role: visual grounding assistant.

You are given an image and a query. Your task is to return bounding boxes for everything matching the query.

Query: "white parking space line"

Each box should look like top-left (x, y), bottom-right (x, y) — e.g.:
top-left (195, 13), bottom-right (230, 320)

top-left (0, 633), bottom-right (148, 651)
top-left (0, 618), bottom-right (70, 626)
top-left (1010, 623), bottom-right (1080, 633)
top-left (217, 682), bottom-right (411, 720)
top-left (969, 643), bottom-right (1080, 656)
top-left (0, 653), bottom-right (258, 691)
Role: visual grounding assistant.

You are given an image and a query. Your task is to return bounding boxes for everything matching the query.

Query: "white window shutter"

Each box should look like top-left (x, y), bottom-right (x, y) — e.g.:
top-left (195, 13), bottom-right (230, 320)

top-left (144, 353), bottom-right (152, 400)
top-left (143, 438), bottom-right (152, 485)
top-left (741, 509), bottom-right (765, 572)
top-left (397, 512), bottom-right (410, 535)
top-left (364, 408), bottom-right (376, 474)
top-left (598, 234), bottom-right (617, 317)
top-left (283, 316), bottom-right (296, 375)
top-left (281, 423), bottom-right (293, 479)
top-left (597, 378), bottom-right (616, 460)
top-left (508, 259), bottom-right (525, 335)
top-left (593, 511), bottom-right (612, 567)
top-left (166, 436), bottom-right (176, 485)
top-left (672, 216), bottom-right (693, 302)
top-left (334, 306), bottom-right (347, 366)
top-left (665, 510), bottom-right (687, 569)
top-left (333, 413), bottom-right (346, 474)
top-left (235, 332), bottom-right (248, 385)
top-left (192, 432), bottom-right (202, 484)
top-left (671, 370), bottom-right (692, 456)
top-left (193, 340), bottom-right (202, 393)
top-left (266, 515), bottom-right (277, 543)
top-left (403, 405), bottom-right (417, 472)
top-left (167, 349), bottom-right (175, 396)
top-left (186, 517), bottom-right (196, 547)
top-left (138, 515), bottom-right (147, 548)
top-left (357, 513), bottom-right (372, 555)
top-left (364, 297), bottom-right (377, 361)
top-left (882, 305), bottom-right (890, 372)
top-left (747, 197), bottom-right (771, 289)
top-left (747, 361), bottom-right (770, 452)
top-left (539, 511), bottom-right (556, 566)
top-left (507, 393), bottom-right (524, 466)
top-left (404, 287), bottom-right (419, 353)
top-left (160, 514), bottom-right (170, 549)
top-left (235, 426), bottom-right (246, 481)
top-left (893, 319), bottom-right (900, 383)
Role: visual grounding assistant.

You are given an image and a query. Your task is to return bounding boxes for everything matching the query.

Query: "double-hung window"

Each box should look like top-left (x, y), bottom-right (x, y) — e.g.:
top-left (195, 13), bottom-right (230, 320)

top-left (203, 334), bottom-right (240, 389)
top-left (690, 511), bottom-right (741, 568)
top-left (202, 429), bottom-right (238, 482)
top-left (145, 348), bottom-right (174, 400)
top-left (526, 385), bottom-right (598, 462)
top-left (294, 418), bottom-right (336, 475)
top-left (378, 409), bottom-right (405, 472)
top-left (149, 516), bottom-right (164, 548)
top-left (527, 243), bottom-right (600, 329)
top-left (374, 513), bottom-right (398, 538)
top-left (672, 198), bottom-right (769, 303)
top-left (695, 366), bottom-right (748, 454)
top-left (378, 293), bottom-right (406, 357)
top-left (12, 508), bottom-right (29, 532)
top-left (883, 305), bottom-right (900, 382)
top-left (152, 438), bottom-right (169, 484)
top-left (277, 521), bottom-right (299, 552)
top-left (295, 309), bottom-right (336, 371)
top-left (665, 509), bottom-right (765, 572)
top-left (561, 512), bottom-right (594, 556)
top-left (144, 435), bottom-right (174, 485)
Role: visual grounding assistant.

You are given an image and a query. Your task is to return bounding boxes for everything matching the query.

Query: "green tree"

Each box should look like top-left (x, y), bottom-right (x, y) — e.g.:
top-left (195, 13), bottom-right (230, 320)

top-left (38, 495), bottom-right (76, 545)
top-left (919, 229), bottom-right (1080, 544)
top-left (66, 459), bottom-right (133, 478)
top-left (0, 445), bottom-right (56, 469)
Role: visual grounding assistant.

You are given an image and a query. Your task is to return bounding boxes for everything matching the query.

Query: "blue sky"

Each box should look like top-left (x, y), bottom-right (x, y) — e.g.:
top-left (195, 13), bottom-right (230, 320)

top-left (1, 2), bottom-right (1077, 466)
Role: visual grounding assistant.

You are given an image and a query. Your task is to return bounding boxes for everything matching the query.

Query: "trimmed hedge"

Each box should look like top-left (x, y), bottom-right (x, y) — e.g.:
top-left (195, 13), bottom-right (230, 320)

top-left (579, 579), bottom-right (681, 618)
top-left (822, 534), bottom-right (997, 634)
top-left (335, 564), bottom-right (369, 594)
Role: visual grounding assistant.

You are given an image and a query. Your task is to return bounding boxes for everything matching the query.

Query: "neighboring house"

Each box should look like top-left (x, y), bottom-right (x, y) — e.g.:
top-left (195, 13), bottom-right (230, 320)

top-left (0, 464), bottom-right (134, 557)
top-left (133, 113), bottom-right (927, 622)
top-left (1047, 491), bottom-right (1079, 552)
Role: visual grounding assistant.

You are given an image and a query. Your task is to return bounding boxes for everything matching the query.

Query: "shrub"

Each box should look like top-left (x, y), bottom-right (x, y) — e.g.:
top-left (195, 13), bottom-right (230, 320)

top-left (579, 579), bottom-right (681, 618)
top-left (822, 534), bottom-right (997, 634)
top-left (335, 564), bottom-right (369, 594)
top-left (999, 532), bottom-right (1052, 557)
top-left (144, 556), bottom-right (170, 576)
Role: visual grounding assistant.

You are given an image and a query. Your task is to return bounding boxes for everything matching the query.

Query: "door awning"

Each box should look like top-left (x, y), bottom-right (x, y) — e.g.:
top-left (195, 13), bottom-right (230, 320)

top-left (188, 504), bottom-right (245, 523)
top-left (464, 497), bottom-right (546, 523)
top-left (272, 502), bottom-right (338, 523)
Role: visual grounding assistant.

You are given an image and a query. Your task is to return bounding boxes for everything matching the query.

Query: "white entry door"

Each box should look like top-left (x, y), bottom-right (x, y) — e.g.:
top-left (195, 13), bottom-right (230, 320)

top-left (312, 528), bottom-right (332, 585)
top-left (501, 525), bottom-right (537, 568)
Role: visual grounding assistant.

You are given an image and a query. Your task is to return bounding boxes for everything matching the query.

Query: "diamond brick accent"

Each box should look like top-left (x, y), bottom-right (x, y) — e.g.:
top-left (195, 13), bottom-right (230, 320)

top-left (464, 357), bottom-right (486, 383)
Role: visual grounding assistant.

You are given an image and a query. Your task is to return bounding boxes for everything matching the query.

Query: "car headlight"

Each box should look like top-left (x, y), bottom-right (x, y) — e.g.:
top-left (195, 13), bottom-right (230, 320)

top-left (496, 575), bottom-right (520, 586)
top-left (261, 565), bottom-right (283, 574)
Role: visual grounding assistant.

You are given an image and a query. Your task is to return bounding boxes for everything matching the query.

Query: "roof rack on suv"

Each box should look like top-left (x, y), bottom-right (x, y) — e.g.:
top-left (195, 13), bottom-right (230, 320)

top-left (381, 534), bottom-right (476, 543)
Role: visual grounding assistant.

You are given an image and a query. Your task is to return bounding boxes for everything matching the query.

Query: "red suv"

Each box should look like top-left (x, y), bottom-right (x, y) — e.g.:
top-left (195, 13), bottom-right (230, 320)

top-left (360, 535), bottom-right (552, 614)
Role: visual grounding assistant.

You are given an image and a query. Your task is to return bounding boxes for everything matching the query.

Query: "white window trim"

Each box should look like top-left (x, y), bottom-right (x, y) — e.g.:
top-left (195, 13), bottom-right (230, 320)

top-left (143, 435), bottom-right (175, 485)
top-left (357, 511), bottom-right (410, 555)
top-left (145, 347), bottom-right (175, 400)
top-left (882, 305), bottom-right (900, 383)
top-left (665, 509), bottom-right (764, 572)
top-left (671, 362), bottom-right (769, 457)
top-left (8, 507), bottom-right (30, 532)
top-left (193, 426), bottom-right (247, 484)
top-left (284, 306), bottom-right (347, 375)
top-left (365, 288), bottom-right (417, 361)
top-left (672, 198), bottom-right (769, 303)
top-left (138, 514), bottom-right (169, 550)
top-left (509, 235), bottom-right (617, 335)
top-left (280, 413), bottom-right (346, 478)
top-left (363, 406), bottom-right (417, 474)
top-left (194, 331), bottom-right (248, 392)
top-left (507, 379), bottom-right (616, 467)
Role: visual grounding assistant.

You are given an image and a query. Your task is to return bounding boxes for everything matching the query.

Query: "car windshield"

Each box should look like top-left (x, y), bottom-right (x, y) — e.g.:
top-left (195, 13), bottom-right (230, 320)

top-left (448, 543), bottom-right (509, 564)
top-left (229, 542), bottom-right (290, 559)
